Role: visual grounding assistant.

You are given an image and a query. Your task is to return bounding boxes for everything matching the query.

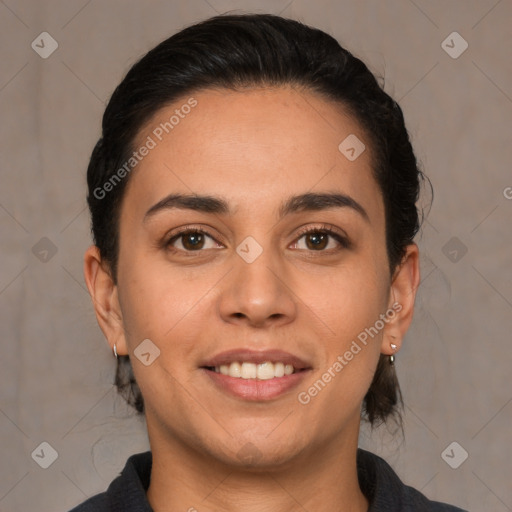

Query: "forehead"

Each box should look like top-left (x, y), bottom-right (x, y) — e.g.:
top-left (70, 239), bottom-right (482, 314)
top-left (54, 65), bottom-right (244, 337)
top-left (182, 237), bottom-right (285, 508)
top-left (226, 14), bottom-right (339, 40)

top-left (122, 86), bottom-right (383, 224)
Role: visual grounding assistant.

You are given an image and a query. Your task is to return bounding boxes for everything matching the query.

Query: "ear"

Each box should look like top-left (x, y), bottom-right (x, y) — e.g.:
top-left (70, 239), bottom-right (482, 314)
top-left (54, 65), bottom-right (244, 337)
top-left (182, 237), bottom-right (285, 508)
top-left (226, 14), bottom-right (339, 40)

top-left (83, 245), bottom-right (128, 356)
top-left (381, 243), bottom-right (421, 355)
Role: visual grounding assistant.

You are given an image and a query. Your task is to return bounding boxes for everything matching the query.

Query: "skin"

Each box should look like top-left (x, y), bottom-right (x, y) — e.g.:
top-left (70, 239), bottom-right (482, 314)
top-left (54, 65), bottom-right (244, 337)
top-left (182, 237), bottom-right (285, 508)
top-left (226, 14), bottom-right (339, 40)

top-left (84, 85), bottom-right (420, 512)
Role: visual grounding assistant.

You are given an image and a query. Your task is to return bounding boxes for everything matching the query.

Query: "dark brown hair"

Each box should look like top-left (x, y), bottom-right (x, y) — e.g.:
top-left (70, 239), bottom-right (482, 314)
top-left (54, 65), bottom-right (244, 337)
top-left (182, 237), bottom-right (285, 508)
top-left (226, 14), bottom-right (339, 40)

top-left (86, 13), bottom-right (430, 427)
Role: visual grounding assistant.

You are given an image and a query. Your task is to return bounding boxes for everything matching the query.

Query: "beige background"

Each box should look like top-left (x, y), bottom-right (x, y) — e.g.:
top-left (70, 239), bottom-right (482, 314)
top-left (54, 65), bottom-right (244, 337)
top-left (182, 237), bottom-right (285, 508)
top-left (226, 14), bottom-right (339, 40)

top-left (1, 1), bottom-right (511, 511)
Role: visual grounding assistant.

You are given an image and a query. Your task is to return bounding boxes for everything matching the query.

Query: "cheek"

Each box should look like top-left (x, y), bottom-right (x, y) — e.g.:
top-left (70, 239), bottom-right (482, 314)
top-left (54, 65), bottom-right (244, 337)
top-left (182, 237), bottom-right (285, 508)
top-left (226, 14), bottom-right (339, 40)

top-left (119, 271), bottom-right (199, 344)
top-left (117, 254), bottom-right (223, 373)
top-left (318, 259), bottom-right (389, 343)
top-left (115, 205), bottom-right (192, 344)
top-left (306, 257), bottom-right (389, 397)
top-left (301, 284), bottom-right (386, 421)
top-left (116, 266), bottom-right (214, 409)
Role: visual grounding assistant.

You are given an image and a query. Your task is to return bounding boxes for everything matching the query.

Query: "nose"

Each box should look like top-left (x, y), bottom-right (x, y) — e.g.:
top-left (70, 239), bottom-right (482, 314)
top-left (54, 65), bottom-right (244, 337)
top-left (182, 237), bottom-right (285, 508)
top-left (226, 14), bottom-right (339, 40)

top-left (217, 242), bottom-right (297, 328)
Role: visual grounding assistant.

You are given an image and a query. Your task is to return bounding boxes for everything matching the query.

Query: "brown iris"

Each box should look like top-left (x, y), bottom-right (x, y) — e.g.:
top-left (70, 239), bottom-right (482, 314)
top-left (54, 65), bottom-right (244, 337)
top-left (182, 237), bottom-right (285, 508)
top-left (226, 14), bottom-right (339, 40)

top-left (181, 232), bottom-right (205, 250)
top-left (305, 232), bottom-right (328, 250)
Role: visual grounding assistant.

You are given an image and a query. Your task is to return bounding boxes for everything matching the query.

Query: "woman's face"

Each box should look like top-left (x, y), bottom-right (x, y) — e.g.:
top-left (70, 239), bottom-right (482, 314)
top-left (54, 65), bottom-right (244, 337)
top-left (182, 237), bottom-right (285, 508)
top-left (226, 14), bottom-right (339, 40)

top-left (96, 86), bottom-right (416, 467)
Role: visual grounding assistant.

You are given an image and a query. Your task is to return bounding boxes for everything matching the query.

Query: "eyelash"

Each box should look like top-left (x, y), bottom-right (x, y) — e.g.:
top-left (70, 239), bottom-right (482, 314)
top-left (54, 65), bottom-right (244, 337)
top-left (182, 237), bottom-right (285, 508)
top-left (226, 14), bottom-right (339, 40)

top-left (164, 223), bottom-right (350, 255)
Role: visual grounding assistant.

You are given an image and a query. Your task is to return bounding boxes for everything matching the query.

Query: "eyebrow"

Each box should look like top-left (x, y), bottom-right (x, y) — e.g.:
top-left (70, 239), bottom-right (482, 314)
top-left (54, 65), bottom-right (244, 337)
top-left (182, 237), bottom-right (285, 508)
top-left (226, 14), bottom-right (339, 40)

top-left (143, 192), bottom-right (370, 223)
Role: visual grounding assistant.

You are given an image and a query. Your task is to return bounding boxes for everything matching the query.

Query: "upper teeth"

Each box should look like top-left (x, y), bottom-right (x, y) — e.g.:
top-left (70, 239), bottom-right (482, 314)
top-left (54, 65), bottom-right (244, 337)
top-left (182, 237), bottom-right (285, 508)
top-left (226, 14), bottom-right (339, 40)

top-left (214, 361), bottom-right (295, 380)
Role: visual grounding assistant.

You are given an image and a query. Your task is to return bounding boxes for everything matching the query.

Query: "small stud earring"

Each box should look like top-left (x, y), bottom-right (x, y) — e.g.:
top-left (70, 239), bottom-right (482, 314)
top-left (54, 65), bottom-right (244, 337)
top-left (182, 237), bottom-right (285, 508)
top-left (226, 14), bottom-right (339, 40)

top-left (389, 343), bottom-right (397, 365)
top-left (113, 343), bottom-right (118, 359)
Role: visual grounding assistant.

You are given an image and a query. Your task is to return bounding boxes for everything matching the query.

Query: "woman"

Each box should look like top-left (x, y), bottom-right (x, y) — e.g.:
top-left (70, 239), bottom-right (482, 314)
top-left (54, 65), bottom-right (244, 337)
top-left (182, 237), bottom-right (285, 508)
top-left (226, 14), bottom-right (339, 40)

top-left (74, 13), bottom-right (467, 512)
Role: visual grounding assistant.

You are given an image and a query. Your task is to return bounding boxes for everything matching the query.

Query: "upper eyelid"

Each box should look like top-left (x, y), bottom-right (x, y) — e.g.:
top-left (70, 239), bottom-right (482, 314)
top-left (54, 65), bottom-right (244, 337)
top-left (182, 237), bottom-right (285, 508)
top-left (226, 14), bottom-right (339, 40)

top-left (295, 223), bottom-right (348, 238)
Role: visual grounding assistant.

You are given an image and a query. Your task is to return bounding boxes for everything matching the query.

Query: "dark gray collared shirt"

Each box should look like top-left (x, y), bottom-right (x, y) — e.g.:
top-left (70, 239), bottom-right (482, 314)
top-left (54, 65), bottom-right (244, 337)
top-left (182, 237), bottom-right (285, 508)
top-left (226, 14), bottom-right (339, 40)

top-left (69, 449), bottom-right (468, 511)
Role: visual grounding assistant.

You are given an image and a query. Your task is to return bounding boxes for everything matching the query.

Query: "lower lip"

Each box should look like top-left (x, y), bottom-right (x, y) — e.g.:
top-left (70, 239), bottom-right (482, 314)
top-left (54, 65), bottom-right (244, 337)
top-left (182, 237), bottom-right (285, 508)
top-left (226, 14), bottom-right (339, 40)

top-left (201, 368), bottom-right (311, 401)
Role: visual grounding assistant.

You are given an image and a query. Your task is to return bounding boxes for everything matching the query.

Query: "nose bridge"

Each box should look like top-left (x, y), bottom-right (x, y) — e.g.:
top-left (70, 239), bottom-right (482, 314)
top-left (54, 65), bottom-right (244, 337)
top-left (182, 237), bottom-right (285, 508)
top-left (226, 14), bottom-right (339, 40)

top-left (218, 234), bottom-right (297, 326)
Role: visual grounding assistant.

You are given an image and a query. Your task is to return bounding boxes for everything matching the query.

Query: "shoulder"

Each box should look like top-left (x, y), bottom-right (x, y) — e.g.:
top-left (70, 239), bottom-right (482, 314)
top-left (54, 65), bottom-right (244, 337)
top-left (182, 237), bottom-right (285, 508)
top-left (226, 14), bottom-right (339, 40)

top-left (357, 448), bottom-right (468, 512)
top-left (66, 451), bottom-right (153, 512)
top-left (68, 492), bottom-right (108, 512)
top-left (401, 482), bottom-right (468, 511)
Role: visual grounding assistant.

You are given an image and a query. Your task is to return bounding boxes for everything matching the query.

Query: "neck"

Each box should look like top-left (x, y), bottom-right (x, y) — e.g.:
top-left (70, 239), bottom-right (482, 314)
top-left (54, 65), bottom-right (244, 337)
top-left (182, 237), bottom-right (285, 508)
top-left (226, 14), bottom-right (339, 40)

top-left (146, 419), bottom-right (369, 512)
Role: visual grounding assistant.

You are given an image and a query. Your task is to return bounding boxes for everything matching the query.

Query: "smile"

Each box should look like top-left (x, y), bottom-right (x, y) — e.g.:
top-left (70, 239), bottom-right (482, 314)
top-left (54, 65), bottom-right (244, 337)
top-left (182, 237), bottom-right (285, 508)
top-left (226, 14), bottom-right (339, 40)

top-left (206, 361), bottom-right (298, 380)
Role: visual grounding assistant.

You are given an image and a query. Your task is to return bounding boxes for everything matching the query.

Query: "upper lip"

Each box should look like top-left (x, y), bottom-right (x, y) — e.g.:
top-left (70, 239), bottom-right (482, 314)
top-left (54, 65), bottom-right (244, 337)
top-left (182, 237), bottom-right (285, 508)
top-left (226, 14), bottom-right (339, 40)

top-left (201, 349), bottom-right (312, 370)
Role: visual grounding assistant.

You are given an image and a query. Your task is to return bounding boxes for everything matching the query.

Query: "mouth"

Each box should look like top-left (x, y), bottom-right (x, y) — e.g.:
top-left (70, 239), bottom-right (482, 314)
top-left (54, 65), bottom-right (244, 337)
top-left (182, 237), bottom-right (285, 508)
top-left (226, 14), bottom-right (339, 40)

top-left (199, 349), bottom-right (312, 401)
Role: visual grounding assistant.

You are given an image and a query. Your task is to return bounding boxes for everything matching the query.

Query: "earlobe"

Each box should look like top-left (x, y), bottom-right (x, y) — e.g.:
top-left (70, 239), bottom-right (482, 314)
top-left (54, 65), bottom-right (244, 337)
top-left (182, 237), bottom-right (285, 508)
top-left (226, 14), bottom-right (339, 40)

top-left (83, 245), bottom-right (128, 355)
top-left (381, 243), bottom-right (421, 355)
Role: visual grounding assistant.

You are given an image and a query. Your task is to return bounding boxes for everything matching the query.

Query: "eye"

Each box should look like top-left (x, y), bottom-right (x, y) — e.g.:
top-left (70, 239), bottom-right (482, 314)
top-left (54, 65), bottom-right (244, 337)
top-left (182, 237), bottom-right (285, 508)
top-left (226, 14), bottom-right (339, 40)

top-left (164, 223), bottom-right (350, 255)
top-left (166, 227), bottom-right (223, 252)
top-left (291, 225), bottom-right (350, 252)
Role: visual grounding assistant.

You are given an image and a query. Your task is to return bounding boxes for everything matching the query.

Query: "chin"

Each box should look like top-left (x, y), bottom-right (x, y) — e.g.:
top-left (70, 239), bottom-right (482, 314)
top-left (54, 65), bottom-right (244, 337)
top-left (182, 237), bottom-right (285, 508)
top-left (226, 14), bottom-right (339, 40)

top-left (209, 434), bottom-right (307, 471)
